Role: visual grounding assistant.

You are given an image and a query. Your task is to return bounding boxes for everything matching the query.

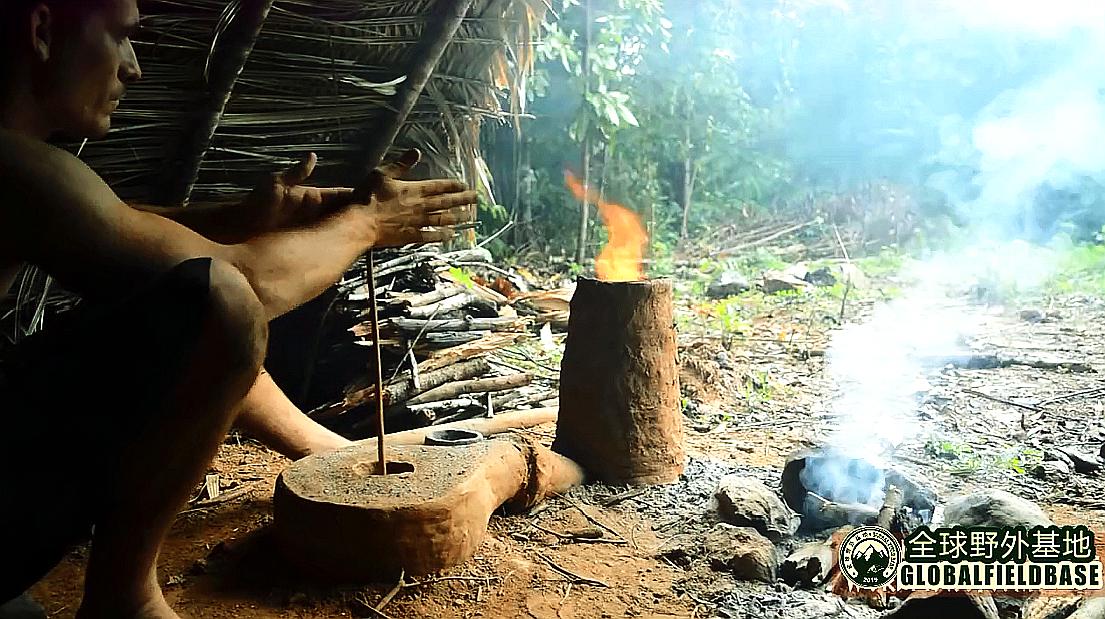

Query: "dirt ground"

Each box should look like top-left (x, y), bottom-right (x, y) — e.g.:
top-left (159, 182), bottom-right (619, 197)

top-left (29, 255), bottom-right (1105, 618)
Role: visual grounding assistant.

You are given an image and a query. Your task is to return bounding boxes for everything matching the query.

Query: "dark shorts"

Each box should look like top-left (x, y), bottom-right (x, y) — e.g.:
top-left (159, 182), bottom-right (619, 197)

top-left (0, 258), bottom-right (214, 603)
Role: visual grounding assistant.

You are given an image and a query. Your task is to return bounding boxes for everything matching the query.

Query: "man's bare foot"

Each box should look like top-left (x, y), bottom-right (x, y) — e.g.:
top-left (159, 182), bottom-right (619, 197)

top-left (298, 432), bottom-right (353, 459)
top-left (76, 594), bottom-right (180, 619)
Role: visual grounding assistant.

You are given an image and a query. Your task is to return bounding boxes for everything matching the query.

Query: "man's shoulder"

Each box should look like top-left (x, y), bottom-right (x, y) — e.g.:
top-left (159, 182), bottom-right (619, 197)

top-left (0, 129), bottom-right (82, 176)
top-left (0, 130), bottom-right (110, 209)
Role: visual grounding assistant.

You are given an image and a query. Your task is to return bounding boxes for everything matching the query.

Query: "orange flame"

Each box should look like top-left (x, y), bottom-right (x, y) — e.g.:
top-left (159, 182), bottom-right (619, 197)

top-left (565, 170), bottom-right (648, 282)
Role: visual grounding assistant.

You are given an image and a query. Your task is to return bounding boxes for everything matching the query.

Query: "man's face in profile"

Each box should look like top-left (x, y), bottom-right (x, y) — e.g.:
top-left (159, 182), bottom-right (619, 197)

top-left (37, 0), bottom-right (141, 139)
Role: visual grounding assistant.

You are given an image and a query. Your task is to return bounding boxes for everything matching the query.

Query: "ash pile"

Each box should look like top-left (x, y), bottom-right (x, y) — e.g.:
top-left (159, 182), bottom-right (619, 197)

top-left (632, 448), bottom-right (1102, 619)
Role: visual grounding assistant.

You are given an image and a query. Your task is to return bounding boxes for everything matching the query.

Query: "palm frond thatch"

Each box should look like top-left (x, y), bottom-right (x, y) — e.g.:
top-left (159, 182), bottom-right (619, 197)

top-left (79, 0), bottom-right (548, 204)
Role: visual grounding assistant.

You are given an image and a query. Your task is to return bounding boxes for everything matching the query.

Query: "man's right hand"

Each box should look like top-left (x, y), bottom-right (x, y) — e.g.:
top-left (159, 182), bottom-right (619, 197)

top-left (353, 149), bottom-right (478, 248)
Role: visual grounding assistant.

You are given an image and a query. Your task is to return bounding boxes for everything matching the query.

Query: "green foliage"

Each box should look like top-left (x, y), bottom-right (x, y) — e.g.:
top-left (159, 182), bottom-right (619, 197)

top-left (1046, 236), bottom-right (1105, 296)
top-left (855, 250), bottom-right (906, 280)
top-left (925, 435), bottom-right (1043, 477)
top-left (741, 370), bottom-right (776, 404)
top-left (924, 437), bottom-right (973, 460)
top-left (519, 0), bottom-right (801, 255)
top-left (447, 267), bottom-right (476, 290)
top-left (994, 447), bottom-right (1043, 476)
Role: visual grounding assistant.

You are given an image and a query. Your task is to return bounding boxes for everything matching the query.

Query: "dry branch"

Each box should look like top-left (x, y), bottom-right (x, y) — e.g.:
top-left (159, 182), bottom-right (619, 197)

top-left (388, 317), bottom-right (527, 333)
top-left (406, 293), bottom-right (479, 319)
top-left (405, 373), bottom-right (532, 405)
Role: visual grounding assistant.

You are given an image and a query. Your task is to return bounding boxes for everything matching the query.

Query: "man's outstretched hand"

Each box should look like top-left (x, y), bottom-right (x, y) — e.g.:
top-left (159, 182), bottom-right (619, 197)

top-left (238, 149), bottom-right (476, 248)
top-left (238, 152), bottom-right (353, 234)
top-left (352, 148), bottom-right (478, 248)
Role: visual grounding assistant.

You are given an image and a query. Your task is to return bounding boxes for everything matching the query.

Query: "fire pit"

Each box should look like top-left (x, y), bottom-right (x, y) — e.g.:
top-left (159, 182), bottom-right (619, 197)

top-left (781, 448), bottom-right (936, 532)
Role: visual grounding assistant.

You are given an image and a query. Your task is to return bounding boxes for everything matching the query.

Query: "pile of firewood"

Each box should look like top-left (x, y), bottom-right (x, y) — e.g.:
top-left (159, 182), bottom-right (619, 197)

top-left (306, 245), bottom-right (572, 439)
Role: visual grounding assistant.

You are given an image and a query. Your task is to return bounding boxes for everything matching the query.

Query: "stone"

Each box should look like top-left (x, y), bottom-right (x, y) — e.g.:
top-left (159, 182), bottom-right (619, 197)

top-left (1031, 459), bottom-right (1072, 480)
top-left (838, 263), bottom-right (870, 289)
top-left (1020, 309), bottom-right (1045, 323)
top-left (886, 591), bottom-right (998, 619)
top-left (703, 523), bottom-right (777, 582)
top-left (1020, 595), bottom-right (1083, 619)
top-left (1070, 597), bottom-right (1105, 619)
top-left (706, 271), bottom-right (751, 299)
top-left (715, 475), bottom-right (800, 540)
top-left (942, 489), bottom-right (1054, 529)
top-left (780, 541), bottom-right (834, 587)
top-left (762, 270), bottom-right (810, 294)
top-left (1057, 447), bottom-right (1101, 475)
top-left (804, 266), bottom-right (837, 286)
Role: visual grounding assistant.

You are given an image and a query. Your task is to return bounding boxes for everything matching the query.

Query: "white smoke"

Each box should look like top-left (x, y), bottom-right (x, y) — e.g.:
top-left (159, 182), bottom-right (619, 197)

top-left (798, 0), bottom-right (1105, 505)
top-left (825, 0), bottom-right (1105, 452)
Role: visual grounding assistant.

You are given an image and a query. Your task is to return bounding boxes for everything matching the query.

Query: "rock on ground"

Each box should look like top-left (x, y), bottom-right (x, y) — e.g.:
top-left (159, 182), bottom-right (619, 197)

top-left (1070, 597), bottom-right (1105, 619)
top-left (707, 271), bottom-right (751, 299)
top-left (704, 523), bottom-right (778, 583)
top-left (715, 475), bottom-right (800, 540)
top-left (942, 489), bottom-right (1054, 529)
top-left (886, 591), bottom-right (999, 619)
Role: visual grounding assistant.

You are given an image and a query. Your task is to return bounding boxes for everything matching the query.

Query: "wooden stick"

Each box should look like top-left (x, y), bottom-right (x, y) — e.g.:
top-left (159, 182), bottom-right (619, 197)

top-left (963, 388), bottom-right (1040, 413)
top-left (877, 485), bottom-right (902, 529)
top-left (353, 407), bottom-right (557, 449)
top-left (152, 0), bottom-right (275, 206)
top-left (369, 251), bottom-right (387, 475)
top-left (536, 552), bottom-right (609, 587)
top-left (718, 221), bottom-right (814, 255)
top-left (388, 317), bottom-right (526, 333)
top-left (375, 570), bottom-right (405, 614)
top-left (405, 373), bottom-right (532, 406)
top-left (392, 284), bottom-right (467, 308)
top-left (338, 358), bottom-right (491, 412)
top-left (406, 292), bottom-right (477, 319)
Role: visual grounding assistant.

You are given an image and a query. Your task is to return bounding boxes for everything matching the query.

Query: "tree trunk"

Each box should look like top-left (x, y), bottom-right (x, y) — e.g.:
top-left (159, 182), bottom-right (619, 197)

top-left (575, 0), bottom-right (594, 265)
top-left (356, 0), bottom-right (474, 174)
top-left (153, 0), bottom-right (275, 206)
top-left (680, 107), bottom-right (696, 239)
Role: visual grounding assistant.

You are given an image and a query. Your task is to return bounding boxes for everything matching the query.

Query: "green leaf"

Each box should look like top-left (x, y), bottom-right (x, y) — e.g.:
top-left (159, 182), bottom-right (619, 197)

top-left (448, 267), bottom-right (476, 290)
top-left (618, 103), bottom-right (639, 126)
top-left (605, 102), bottom-right (621, 126)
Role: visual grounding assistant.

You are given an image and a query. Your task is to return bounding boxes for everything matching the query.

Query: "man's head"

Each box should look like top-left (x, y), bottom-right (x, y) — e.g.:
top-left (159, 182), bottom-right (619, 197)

top-left (1, 0), bottom-right (142, 140)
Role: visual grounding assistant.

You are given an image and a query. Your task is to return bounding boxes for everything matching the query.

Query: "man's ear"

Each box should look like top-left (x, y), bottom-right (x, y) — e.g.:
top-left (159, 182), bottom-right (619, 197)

top-left (29, 4), bottom-right (53, 62)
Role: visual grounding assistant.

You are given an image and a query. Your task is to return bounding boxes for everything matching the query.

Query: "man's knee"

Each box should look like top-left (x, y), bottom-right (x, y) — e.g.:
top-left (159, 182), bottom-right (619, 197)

top-left (166, 257), bottom-right (268, 376)
top-left (204, 258), bottom-right (268, 374)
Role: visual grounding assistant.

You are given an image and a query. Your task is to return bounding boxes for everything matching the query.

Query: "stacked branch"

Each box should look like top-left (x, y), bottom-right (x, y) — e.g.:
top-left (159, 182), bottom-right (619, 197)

top-left (307, 246), bottom-right (564, 439)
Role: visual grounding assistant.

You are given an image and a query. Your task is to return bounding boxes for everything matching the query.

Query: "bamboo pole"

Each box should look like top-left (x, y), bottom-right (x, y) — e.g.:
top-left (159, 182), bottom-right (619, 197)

top-left (356, 0), bottom-right (475, 174)
top-left (152, 0), bottom-right (275, 206)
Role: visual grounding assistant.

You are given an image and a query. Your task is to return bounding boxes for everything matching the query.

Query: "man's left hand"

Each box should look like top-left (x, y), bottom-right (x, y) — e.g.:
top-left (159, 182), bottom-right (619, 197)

top-left (237, 152), bottom-right (353, 236)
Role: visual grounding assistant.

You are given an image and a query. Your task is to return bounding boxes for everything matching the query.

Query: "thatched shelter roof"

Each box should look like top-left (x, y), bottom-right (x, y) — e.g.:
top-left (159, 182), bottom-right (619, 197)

top-left (82, 0), bottom-right (545, 205)
top-left (3, 0), bottom-right (545, 349)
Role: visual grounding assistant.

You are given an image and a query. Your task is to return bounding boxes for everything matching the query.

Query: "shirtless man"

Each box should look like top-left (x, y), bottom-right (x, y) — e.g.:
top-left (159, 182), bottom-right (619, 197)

top-left (0, 0), bottom-right (477, 616)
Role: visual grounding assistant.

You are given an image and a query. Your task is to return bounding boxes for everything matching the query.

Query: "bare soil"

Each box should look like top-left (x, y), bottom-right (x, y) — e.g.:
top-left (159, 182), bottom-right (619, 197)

top-left (29, 260), bottom-right (1105, 618)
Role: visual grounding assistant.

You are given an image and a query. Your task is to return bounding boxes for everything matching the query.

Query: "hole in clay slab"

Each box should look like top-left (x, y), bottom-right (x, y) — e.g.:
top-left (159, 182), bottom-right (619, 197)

top-left (376, 461), bottom-right (415, 475)
top-left (424, 429), bottom-right (484, 446)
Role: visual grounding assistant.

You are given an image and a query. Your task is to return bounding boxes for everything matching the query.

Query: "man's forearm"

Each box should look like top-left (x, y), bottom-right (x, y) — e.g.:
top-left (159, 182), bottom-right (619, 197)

top-left (226, 206), bottom-right (375, 320)
top-left (132, 201), bottom-right (251, 244)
